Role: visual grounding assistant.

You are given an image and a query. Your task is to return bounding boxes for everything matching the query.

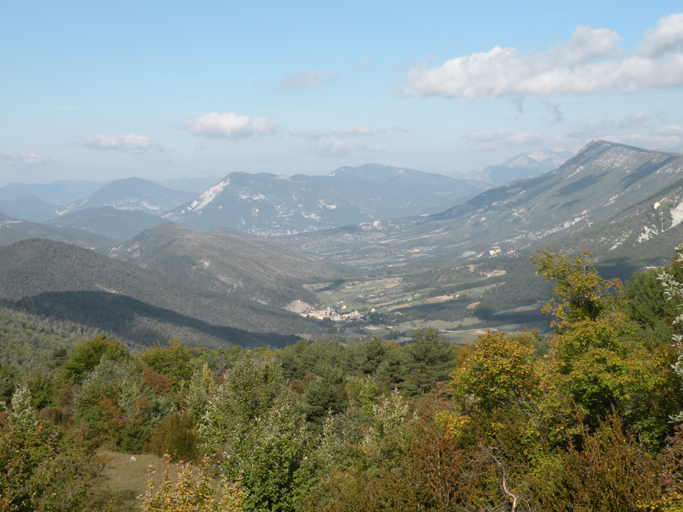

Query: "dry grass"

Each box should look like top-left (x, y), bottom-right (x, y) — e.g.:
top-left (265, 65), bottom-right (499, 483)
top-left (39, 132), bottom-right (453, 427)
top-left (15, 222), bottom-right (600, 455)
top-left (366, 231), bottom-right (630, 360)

top-left (98, 450), bottom-right (180, 508)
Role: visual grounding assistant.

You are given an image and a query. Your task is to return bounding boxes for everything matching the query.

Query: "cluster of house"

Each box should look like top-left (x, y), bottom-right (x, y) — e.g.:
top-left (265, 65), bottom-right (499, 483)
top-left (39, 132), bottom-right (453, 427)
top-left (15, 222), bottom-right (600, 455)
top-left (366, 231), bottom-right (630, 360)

top-left (302, 306), bottom-right (364, 322)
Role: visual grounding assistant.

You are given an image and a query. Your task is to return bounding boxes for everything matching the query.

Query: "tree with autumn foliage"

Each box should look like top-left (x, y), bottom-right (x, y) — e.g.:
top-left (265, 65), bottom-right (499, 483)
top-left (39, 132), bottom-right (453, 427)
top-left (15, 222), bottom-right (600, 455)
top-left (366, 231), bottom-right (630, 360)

top-left (532, 249), bottom-right (621, 332)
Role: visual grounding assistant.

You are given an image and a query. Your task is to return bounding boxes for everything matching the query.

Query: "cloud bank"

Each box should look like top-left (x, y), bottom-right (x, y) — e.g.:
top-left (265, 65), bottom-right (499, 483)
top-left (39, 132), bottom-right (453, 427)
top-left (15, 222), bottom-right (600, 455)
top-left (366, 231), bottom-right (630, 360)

top-left (0, 151), bottom-right (47, 165)
top-left (81, 133), bottom-right (157, 154)
top-left (178, 112), bottom-right (277, 139)
top-left (405, 13), bottom-right (683, 99)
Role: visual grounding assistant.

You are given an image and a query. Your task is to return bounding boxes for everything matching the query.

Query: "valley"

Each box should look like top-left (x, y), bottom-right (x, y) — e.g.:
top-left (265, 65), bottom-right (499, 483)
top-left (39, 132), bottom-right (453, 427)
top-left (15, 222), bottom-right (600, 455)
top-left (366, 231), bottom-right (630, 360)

top-left (1, 140), bottom-right (683, 352)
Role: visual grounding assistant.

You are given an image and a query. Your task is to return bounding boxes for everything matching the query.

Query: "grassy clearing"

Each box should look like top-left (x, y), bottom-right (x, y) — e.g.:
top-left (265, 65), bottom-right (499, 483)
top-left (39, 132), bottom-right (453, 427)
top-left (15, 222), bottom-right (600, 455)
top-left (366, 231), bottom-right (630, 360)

top-left (98, 450), bottom-right (181, 508)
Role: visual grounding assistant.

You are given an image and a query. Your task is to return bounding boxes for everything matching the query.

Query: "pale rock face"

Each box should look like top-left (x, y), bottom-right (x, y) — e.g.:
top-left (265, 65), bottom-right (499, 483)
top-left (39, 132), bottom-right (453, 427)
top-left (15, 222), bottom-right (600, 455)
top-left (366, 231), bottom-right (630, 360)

top-left (187, 179), bottom-right (231, 212)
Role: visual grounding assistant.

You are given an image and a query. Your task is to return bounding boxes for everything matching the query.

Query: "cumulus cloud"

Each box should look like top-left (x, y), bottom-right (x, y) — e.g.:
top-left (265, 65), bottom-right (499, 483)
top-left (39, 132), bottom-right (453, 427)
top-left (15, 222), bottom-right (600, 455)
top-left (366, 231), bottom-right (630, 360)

top-left (0, 150), bottom-right (47, 165)
top-left (81, 133), bottom-right (158, 154)
top-left (178, 112), bottom-right (277, 139)
top-left (405, 13), bottom-right (683, 98)
top-left (281, 69), bottom-right (337, 88)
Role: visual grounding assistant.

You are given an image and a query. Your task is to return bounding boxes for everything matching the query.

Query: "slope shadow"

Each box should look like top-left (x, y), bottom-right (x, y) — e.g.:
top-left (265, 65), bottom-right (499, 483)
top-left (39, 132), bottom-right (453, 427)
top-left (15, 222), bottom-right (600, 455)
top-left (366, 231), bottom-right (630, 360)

top-left (4, 291), bottom-right (298, 349)
top-left (556, 174), bottom-right (603, 197)
top-left (619, 156), bottom-right (677, 189)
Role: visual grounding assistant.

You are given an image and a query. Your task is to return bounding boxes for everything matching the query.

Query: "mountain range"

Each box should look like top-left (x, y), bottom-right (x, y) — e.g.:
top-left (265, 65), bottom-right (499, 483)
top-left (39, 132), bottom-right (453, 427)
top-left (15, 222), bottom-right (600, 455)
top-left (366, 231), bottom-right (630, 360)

top-left (164, 164), bottom-right (489, 235)
top-left (275, 141), bottom-right (683, 270)
top-left (4, 140), bottom-right (683, 348)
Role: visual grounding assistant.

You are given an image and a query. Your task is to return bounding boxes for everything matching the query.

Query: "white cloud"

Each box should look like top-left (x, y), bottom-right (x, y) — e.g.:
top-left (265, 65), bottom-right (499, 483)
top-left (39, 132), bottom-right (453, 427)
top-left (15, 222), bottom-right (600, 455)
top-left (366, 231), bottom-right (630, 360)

top-left (464, 130), bottom-right (544, 146)
top-left (178, 112), bottom-right (277, 139)
top-left (313, 139), bottom-right (353, 156)
top-left (637, 13), bottom-right (683, 58)
top-left (391, 125), bottom-right (414, 133)
top-left (353, 58), bottom-right (372, 69)
top-left (0, 150), bottom-right (47, 165)
top-left (281, 69), bottom-right (337, 88)
top-left (81, 133), bottom-right (158, 154)
top-left (300, 125), bottom-right (377, 140)
top-left (618, 111), bottom-right (649, 129)
top-left (620, 125), bottom-right (683, 150)
top-left (405, 13), bottom-right (683, 99)
top-left (310, 139), bottom-right (384, 157)
top-left (545, 102), bottom-right (564, 123)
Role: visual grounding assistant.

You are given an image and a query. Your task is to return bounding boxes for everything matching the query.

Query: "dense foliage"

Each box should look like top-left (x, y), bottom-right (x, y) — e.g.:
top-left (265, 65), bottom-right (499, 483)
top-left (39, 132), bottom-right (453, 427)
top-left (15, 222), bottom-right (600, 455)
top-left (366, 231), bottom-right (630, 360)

top-left (3, 249), bottom-right (683, 510)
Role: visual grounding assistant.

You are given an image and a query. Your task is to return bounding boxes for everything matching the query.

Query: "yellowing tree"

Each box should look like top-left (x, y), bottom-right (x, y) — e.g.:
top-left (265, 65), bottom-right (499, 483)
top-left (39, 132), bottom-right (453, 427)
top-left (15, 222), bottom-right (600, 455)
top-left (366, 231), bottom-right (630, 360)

top-left (532, 250), bottom-right (621, 332)
top-left (139, 456), bottom-right (244, 512)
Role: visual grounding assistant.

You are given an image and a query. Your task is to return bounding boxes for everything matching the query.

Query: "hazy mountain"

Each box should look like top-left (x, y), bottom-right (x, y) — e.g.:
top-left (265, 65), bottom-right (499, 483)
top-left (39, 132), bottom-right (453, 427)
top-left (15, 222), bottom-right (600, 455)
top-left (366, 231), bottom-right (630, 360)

top-left (276, 141), bottom-right (683, 268)
top-left (0, 214), bottom-right (117, 250)
top-left (477, 149), bottom-right (575, 186)
top-left (0, 238), bottom-right (326, 345)
top-left (59, 177), bottom-right (197, 216)
top-left (305, 163), bottom-right (487, 214)
top-left (0, 194), bottom-right (60, 222)
top-left (0, 180), bottom-right (105, 205)
top-left (166, 164), bottom-right (488, 234)
top-left (110, 223), bottom-right (338, 306)
top-left (47, 206), bottom-right (164, 241)
top-left (166, 171), bottom-right (367, 234)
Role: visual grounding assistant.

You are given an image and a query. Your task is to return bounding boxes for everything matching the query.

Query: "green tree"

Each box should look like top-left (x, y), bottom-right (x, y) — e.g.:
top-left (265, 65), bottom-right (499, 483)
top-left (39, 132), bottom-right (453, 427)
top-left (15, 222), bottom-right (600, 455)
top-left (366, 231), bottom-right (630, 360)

top-left (532, 250), bottom-right (621, 332)
top-left (140, 339), bottom-right (193, 389)
top-left (199, 355), bottom-right (312, 511)
top-left (7, 383), bottom-right (37, 439)
top-left (65, 334), bottom-right (130, 383)
top-left (403, 328), bottom-right (455, 395)
top-left (451, 330), bottom-right (539, 412)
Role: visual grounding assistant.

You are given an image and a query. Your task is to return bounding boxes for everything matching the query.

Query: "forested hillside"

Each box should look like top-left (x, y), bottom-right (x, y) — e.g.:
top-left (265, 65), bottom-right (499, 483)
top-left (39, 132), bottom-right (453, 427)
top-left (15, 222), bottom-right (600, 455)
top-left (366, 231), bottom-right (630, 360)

top-left (3, 249), bottom-right (683, 510)
top-left (0, 238), bottom-right (329, 347)
top-left (110, 223), bottom-right (338, 307)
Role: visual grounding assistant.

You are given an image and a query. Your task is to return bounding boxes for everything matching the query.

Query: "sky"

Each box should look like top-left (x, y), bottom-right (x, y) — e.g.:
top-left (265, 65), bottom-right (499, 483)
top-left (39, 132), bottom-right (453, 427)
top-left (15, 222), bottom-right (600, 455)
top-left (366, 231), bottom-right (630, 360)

top-left (1, 0), bottom-right (683, 186)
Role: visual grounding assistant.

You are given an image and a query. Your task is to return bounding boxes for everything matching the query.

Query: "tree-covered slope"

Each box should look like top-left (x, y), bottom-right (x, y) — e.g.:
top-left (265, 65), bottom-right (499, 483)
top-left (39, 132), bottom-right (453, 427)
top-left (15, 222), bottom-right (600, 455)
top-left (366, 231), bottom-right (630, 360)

top-left (48, 206), bottom-right (164, 242)
top-left (110, 223), bottom-right (338, 307)
top-left (0, 239), bottom-right (326, 344)
top-left (0, 214), bottom-right (117, 251)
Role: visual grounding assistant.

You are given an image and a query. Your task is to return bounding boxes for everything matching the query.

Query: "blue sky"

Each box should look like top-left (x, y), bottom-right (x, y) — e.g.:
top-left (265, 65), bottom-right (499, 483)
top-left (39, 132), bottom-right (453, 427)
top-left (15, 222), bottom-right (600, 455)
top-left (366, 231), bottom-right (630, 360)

top-left (1, 1), bottom-right (683, 186)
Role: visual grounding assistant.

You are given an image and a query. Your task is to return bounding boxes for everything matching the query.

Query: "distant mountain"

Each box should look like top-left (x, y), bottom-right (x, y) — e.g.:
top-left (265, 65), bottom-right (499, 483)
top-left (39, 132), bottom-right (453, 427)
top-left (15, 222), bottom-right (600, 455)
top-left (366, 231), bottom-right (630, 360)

top-left (47, 206), bottom-right (164, 241)
top-left (110, 223), bottom-right (338, 306)
top-left (0, 180), bottom-right (105, 205)
top-left (276, 141), bottom-right (683, 268)
top-left (477, 149), bottom-right (574, 186)
top-left (59, 177), bottom-right (197, 216)
top-left (166, 171), bottom-right (367, 233)
top-left (307, 163), bottom-right (486, 214)
top-left (165, 164), bottom-right (488, 234)
top-left (0, 194), bottom-right (59, 222)
top-left (0, 239), bottom-right (326, 346)
top-left (0, 214), bottom-right (116, 250)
